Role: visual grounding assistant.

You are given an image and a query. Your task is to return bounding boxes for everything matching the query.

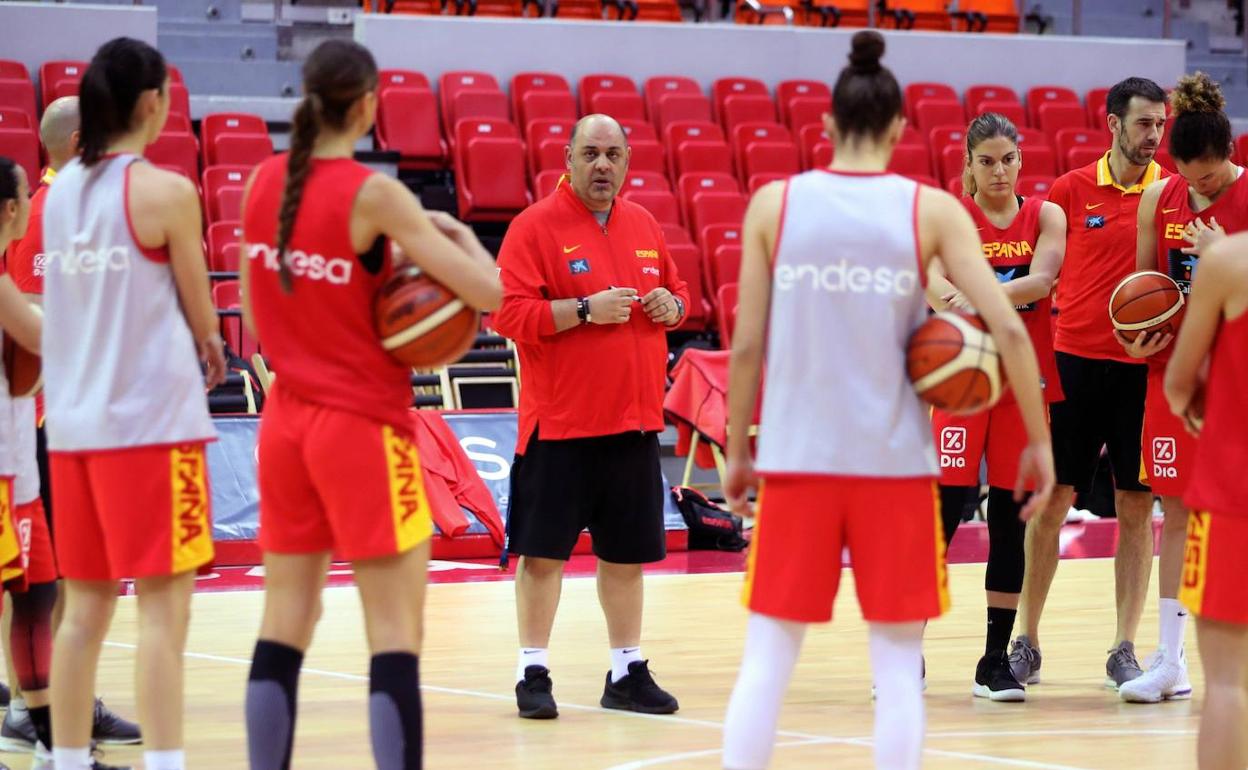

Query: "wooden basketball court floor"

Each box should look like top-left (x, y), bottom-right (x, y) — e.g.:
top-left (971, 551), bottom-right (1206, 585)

top-left (9, 557), bottom-right (1202, 769)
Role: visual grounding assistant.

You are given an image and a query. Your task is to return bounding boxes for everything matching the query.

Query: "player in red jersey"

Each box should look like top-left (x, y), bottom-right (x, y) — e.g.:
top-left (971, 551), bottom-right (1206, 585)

top-left (1164, 230), bottom-right (1248, 770)
top-left (239, 40), bottom-right (500, 770)
top-left (927, 112), bottom-right (1066, 702)
top-left (1119, 72), bottom-right (1248, 704)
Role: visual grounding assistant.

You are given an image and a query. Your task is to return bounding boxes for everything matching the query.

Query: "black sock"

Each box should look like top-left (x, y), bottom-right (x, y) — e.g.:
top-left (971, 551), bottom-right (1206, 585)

top-left (369, 652), bottom-right (423, 770)
top-left (986, 607), bottom-right (1017, 655)
top-left (246, 639), bottom-right (303, 770)
top-left (28, 705), bottom-right (52, 750)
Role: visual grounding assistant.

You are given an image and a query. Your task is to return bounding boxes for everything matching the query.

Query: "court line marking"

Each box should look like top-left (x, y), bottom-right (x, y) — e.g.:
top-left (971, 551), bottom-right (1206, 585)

top-left (103, 641), bottom-right (1183, 770)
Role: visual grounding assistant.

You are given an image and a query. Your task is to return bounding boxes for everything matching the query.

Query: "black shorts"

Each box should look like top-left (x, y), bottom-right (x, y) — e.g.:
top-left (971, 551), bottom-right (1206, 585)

top-left (506, 430), bottom-right (666, 564)
top-left (1049, 351), bottom-right (1150, 494)
top-left (36, 423), bottom-right (53, 539)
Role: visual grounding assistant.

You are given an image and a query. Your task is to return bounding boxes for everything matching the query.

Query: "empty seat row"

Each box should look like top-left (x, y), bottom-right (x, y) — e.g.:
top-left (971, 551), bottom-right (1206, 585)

top-left (736, 0), bottom-right (1018, 32)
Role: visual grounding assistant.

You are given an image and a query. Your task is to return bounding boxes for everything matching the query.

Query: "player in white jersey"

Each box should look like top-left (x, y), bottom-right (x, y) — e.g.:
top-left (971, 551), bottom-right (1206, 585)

top-left (720, 31), bottom-right (1055, 769)
top-left (40, 38), bottom-right (225, 770)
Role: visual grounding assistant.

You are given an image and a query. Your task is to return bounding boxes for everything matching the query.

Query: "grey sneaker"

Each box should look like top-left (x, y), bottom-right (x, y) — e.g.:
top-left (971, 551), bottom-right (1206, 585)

top-left (1008, 636), bottom-right (1042, 685)
top-left (1106, 641), bottom-right (1144, 689)
top-left (0, 699), bottom-right (35, 752)
top-left (92, 698), bottom-right (141, 745)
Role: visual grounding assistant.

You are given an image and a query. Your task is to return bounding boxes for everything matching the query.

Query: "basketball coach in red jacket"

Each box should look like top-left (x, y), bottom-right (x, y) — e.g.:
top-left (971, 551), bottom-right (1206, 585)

top-left (493, 113), bottom-right (690, 721)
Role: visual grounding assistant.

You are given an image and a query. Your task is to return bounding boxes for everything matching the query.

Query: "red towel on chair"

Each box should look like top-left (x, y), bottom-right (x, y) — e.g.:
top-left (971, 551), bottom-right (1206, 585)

top-left (409, 410), bottom-right (505, 548)
top-left (664, 349), bottom-right (731, 469)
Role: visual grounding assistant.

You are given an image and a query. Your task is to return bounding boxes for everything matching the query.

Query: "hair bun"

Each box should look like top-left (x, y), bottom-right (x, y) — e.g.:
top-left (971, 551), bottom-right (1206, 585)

top-left (1170, 71), bottom-right (1225, 116)
top-left (848, 30), bottom-right (885, 75)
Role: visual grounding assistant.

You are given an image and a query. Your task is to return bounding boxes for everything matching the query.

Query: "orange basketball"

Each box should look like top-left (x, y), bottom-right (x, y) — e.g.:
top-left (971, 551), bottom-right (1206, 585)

top-left (374, 263), bottom-right (478, 369)
top-left (906, 311), bottom-right (1002, 415)
top-left (2, 333), bottom-right (41, 398)
top-left (1109, 271), bottom-right (1185, 342)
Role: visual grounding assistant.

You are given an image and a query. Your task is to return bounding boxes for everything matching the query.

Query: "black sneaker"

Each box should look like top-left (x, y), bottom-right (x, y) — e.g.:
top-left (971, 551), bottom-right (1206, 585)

top-left (973, 651), bottom-right (1026, 702)
top-left (515, 665), bottom-right (558, 719)
top-left (0, 682), bottom-right (9, 710)
top-left (91, 699), bottom-right (141, 745)
top-left (600, 660), bottom-right (678, 714)
top-left (0, 699), bottom-right (36, 751)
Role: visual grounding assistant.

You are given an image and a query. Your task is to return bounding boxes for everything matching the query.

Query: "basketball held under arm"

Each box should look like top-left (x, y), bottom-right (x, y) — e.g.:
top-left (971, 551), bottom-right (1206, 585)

top-left (357, 174), bottom-right (501, 312)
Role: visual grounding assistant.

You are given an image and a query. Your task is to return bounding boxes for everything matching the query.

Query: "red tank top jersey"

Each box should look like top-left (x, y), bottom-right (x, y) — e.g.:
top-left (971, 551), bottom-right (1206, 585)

top-left (1186, 310), bottom-right (1248, 517)
top-left (1151, 170), bottom-right (1248, 370)
top-left (962, 195), bottom-right (1063, 403)
top-left (244, 155), bottom-right (412, 429)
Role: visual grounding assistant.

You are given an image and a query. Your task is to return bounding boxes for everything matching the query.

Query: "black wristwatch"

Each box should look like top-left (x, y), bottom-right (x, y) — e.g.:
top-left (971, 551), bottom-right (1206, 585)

top-left (672, 296), bottom-right (685, 321)
top-left (576, 296), bottom-right (591, 324)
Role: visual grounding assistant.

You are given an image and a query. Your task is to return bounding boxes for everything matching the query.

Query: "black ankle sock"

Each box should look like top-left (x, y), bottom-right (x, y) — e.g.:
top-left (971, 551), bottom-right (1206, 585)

top-left (368, 652), bottom-right (423, 770)
top-left (986, 607), bottom-right (1017, 655)
top-left (28, 704), bottom-right (52, 749)
top-left (246, 639), bottom-right (304, 770)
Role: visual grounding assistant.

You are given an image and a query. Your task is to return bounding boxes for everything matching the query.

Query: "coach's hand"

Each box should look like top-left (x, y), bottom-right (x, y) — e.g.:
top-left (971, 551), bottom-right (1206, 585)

top-left (1115, 329), bottom-right (1173, 358)
top-left (724, 456), bottom-right (758, 518)
top-left (199, 333), bottom-right (228, 389)
top-left (642, 287), bottom-right (681, 325)
top-left (1015, 441), bottom-right (1055, 522)
top-left (588, 287), bottom-right (637, 324)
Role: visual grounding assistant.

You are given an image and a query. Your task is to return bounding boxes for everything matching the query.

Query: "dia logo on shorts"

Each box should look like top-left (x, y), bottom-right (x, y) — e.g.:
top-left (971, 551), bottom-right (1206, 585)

top-left (1153, 436), bottom-right (1178, 479)
top-left (939, 427), bottom-right (967, 468)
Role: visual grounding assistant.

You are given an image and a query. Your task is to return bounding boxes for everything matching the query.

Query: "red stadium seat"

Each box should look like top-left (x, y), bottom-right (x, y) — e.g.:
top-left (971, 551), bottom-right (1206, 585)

top-left (213, 280), bottom-right (240, 308)
top-left (905, 82), bottom-right (958, 121)
top-left (0, 128), bottom-right (39, 185)
top-left (748, 172), bottom-right (788, 193)
top-left (665, 120), bottom-right (725, 178)
top-left (946, 177), bottom-right (963, 196)
top-left (213, 242), bottom-right (241, 273)
top-left (168, 83), bottom-right (191, 119)
top-left (624, 189), bottom-right (682, 226)
top-left (716, 282), bottom-right (738, 348)
top-left (519, 90), bottom-right (577, 130)
top-left (673, 140), bottom-right (734, 180)
top-left (888, 144), bottom-right (931, 178)
top-left (720, 94), bottom-right (778, 134)
top-left (964, 84), bottom-right (1019, 118)
top-left (525, 118), bottom-right (574, 179)
top-left (939, 144), bottom-right (966, 186)
top-left (211, 133), bottom-right (273, 168)
top-left (579, 73), bottom-right (641, 116)
top-left (741, 141), bottom-right (799, 185)
top-left (667, 243), bottom-right (709, 331)
top-left (211, 186), bottom-right (245, 223)
top-left (162, 112), bottom-right (193, 135)
top-left (1026, 85), bottom-right (1079, 128)
top-left (1017, 175), bottom-right (1055, 198)
top-left (39, 60), bottom-right (86, 109)
top-left (0, 108), bottom-right (30, 130)
top-left (627, 140), bottom-right (667, 178)
top-left (511, 72), bottom-right (571, 111)
top-left (620, 119), bottom-right (658, 144)
top-left (777, 80), bottom-right (831, 128)
top-left (202, 113), bottom-right (268, 166)
top-left (954, 0), bottom-right (1019, 33)
top-left (661, 223), bottom-right (693, 246)
top-left (883, 0), bottom-right (954, 30)
top-left (551, 0), bottom-right (606, 20)
top-left (1236, 134), bottom-right (1248, 164)
top-left (453, 118), bottom-right (529, 222)
top-left (1154, 146), bottom-right (1176, 173)
top-left (0, 79), bottom-right (37, 125)
top-left (929, 125), bottom-right (967, 157)
top-left (449, 90), bottom-right (510, 141)
top-left (202, 165), bottom-right (252, 208)
top-left (786, 97), bottom-right (830, 132)
top-left (378, 69), bottom-right (430, 98)
top-left (711, 245), bottom-right (742, 295)
top-left (702, 225), bottom-right (742, 292)
top-left (145, 132), bottom-right (199, 181)
top-left (631, 0), bottom-right (683, 22)
top-left (1038, 102), bottom-right (1088, 142)
top-left (1018, 144), bottom-right (1056, 178)
top-left (644, 76), bottom-right (702, 123)
top-left (689, 191), bottom-right (747, 245)
top-left (51, 79), bottom-right (79, 101)
top-left (811, 142), bottom-right (833, 168)
top-left (623, 170), bottom-right (671, 192)
top-left (913, 99), bottom-right (965, 131)
top-left (1054, 128), bottom-right (1105, 172)
top-left (376, 87), bottom-right (447, 169)
top-left (1085, 87), bottom-right (1112, 127)
top-left (678, 172), bottom-right (740, 224)
top-left (0, 61), bottom-right (28, 81)
top-left (439, 71), bottom-right (503, 136)
top-left (533, 169), bottom-right (565, 199)
top-left (1014, 126), bottom-right (1050, 149)
top-left (655, 92), bottom-right (713, 133)
top-left (731, 122), bottom-right (792, 176)
top-left (712, 77), bottom-right (769, 120)
top-left (798, 123), bottom-right (828, 169)
top-left (973, 100), bottom-right (1026, 128)
top-left (588, 91), bottom-right (646, 122)
top-left (1064, 144), bottom-right (1104, 172)
top-left (207, 221), bottom-right (243, 268)
top-left (167, 64), bottom-right (184, 84)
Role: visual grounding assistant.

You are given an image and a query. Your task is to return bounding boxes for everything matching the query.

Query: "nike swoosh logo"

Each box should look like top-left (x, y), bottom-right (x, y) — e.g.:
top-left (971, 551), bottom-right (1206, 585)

top-left (1162, 207), bottom-right (1179, 214)
top-left (622, 648), bottom-right (639, 654)
top-left (563, 244), bottom-right (582, 254)
top-left (1085, 202), bottom-right (1104, 210)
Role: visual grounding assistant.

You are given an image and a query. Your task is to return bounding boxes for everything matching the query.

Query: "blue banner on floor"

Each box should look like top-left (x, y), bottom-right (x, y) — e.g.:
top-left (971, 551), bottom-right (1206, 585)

top-left (207, 414), bottom-right (680, 541)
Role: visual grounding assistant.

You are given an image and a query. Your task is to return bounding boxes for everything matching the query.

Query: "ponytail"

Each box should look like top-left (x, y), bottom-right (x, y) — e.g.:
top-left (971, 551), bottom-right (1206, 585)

top-left (275, 94), bottom-right (321, 293)
top-left (78, 37), bottom-right (166, 167)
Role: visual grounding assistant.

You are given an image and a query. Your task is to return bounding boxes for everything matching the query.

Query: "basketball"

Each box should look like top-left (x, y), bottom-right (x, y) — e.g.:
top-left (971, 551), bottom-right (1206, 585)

top-left (2, 306), bottom-right (42, 398)
top-left (374, 262), bottom-right (478, 369)
top-left (1109, 271), bottom-right (1185, 342)
top-left (906, 311), bottom-right (1002, 415)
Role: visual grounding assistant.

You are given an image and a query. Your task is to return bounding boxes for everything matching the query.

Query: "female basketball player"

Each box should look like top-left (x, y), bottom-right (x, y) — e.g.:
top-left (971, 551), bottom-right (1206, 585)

top-left (926, 113), bottom-right (1066, 702)
top-left (40, 38), bottom-right (226, 770)
top-left (1164, 230), bottom-right (1248, 770)
top-left (238, 40), bottom-right (500, 770)
top-left (720, 31), bottom-right (1054, 769)
top-left (0, 157), bottom-right (40, 352)
top-left (1120, 71), bottom-right (1248, 704)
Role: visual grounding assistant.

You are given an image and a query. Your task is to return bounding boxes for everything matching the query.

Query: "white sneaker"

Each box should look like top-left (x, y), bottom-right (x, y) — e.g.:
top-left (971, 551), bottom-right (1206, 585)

top-left (1119, 648), bottom-right (1192, 703)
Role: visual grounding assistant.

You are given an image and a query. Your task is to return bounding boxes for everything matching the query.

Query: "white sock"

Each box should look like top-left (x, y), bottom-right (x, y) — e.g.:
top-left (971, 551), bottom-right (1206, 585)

top-left (52, 747), bottom-right (92, 770)
top-left (516, 647), bottom-right (549, 683)
top-left (9, 696), bottom-right (25, 713)
top-left (1159, 598), bottom-right (1188, 664)
top-left (610, 646), bottom-right (645, 683)
top-left (868, 621), bottom-right (925, 770)
top-left (144, 749), bottom-right (186, 770)
top-left (722, 613), bottom-right (806, 770)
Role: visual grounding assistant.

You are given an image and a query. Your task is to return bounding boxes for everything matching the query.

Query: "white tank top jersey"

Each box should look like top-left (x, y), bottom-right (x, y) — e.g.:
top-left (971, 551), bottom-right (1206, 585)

top-left (12, 398), bottom-right (38, 504)
top-left (755, 170), bottom-right (938, 478)
top-left (0, 347), bottom-right (14, 479)
top-left (41, 155), bottom-right (215, 452)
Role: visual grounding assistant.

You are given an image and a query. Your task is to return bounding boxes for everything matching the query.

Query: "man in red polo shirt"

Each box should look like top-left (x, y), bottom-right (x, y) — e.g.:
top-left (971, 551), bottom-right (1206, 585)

top-left (1009, 78), bottom-right (1169, 691)
top-left (494, 113), bottom-right (690, 720)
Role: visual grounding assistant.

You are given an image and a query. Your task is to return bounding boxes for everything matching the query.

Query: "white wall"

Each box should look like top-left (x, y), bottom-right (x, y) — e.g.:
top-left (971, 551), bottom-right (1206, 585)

top-left (354, 15), bottom-right (1186, 97)
top-left (0, 2), bottom-right (158, 77)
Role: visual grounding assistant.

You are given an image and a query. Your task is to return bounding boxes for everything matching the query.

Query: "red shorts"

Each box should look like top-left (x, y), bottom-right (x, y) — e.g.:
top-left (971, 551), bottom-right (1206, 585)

top-left (1141, 371), bottom-right (1194, 498)
top-left (743, 474), bottom-right (950, 623)
top-left (50, 443), bottom-right (214, 581)
top-left (931, 399), bottom-right (1032, 490)
top-left (1, 499), bottom-right (58, 590)
top-left (257, 387), bottom-right (433, 562)
top-left (1180, 510), bottom-right (1248, 625)
top-left (0, 479), bottom-right (21, 578)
